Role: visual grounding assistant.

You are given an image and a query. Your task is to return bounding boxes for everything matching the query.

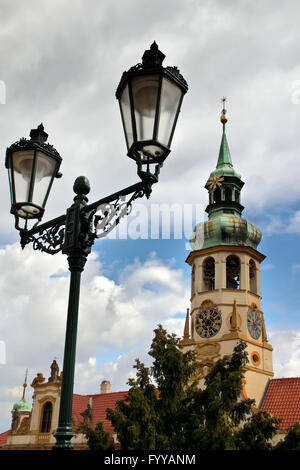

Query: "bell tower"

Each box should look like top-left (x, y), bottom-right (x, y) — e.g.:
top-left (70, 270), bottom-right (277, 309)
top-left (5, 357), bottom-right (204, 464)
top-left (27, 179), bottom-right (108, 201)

top-left (181, 99), bottom-right (273, 406)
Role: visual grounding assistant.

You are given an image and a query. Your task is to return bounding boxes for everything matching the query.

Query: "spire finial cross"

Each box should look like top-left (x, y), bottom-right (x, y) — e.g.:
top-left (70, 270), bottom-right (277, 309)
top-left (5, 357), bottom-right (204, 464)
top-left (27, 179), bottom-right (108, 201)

top-left (220, 96), bottom-right (228, 125)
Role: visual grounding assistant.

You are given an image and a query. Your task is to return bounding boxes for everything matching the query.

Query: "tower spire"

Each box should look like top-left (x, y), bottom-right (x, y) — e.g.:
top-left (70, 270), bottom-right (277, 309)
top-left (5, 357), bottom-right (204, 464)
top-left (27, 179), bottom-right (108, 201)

top-left (205, 97), bottom-right (244, 221)
top-left (216, 97), bottom-right (234, 171)
top-left (21, 368), bottom-right (28, 401)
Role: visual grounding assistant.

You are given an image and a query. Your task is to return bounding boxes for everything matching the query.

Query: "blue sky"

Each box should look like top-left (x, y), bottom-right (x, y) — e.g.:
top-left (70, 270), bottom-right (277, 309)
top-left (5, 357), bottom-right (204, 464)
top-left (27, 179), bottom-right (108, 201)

top-left (1, 0), bottom-right (300, 433)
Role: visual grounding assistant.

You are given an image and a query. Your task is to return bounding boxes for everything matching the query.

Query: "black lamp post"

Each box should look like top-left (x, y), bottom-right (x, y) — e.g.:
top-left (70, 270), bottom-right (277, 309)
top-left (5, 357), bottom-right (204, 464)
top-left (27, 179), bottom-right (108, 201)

top-left (5, 43), bottom-right (188, 450)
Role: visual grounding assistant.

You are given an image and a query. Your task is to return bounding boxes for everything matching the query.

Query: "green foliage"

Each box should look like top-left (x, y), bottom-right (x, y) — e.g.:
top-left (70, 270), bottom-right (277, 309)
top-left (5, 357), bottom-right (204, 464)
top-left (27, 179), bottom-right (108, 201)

top-left (275, 423), bottom-right (300, 450)
top-left (177, 340), bottom-right (260, 450)
top-left (106, 324), bottom-right (280, 451)
top-left (106, 359), bottom-right (159, 450)
top-left (234, 410), bottom-right (281, 450)
top-left (78, 421), bottom-right (113, 450)
top-left (106, 326), bottom-right (197, 450)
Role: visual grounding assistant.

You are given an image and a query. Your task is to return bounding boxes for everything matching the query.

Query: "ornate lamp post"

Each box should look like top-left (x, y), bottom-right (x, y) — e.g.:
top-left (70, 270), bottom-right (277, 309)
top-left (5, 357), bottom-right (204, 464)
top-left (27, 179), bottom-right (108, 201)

top-left (5, 43), bottom-right (188, 450)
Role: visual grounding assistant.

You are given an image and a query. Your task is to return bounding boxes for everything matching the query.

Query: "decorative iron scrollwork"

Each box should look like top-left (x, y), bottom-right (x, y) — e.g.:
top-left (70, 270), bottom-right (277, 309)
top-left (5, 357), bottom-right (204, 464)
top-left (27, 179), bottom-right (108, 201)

top-left (18, 176), bottom-right (154, 253)
top-left (20, 222), bottom-right (65, 255)
top-left (92, 187), bottom-right (146, 239)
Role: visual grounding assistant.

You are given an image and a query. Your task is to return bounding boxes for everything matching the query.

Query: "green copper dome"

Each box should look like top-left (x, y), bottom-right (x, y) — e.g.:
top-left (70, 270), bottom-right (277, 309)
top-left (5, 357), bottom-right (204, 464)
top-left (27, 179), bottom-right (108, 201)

top-left (12, 371), bottom-right (31, 412)
top-left (190, 216), bottom-right (262, 251)
top-left (12, 397), bottom-right (31, 412)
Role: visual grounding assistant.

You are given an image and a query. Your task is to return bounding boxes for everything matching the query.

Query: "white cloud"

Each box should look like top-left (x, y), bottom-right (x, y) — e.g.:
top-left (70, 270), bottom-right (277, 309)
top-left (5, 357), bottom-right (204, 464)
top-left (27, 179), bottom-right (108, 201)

top-left (0, 243), bottom-right (188, 431)
top-left (287, 210), bottom-right (300, 234)
top-left (270, 330), bottom-right (300, 378)
top-left (260, 263), bottom-right (276, 271)
top-left (2, 387), bottom-right (23, 400)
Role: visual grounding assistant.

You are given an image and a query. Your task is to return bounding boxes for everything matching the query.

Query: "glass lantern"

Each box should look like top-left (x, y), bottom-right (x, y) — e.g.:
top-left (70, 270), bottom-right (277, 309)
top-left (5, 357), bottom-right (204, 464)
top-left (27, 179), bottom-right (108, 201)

top-left (5, 124), bottom-right (62, 222)
top-left (116, 42), bottom-right (188, 166)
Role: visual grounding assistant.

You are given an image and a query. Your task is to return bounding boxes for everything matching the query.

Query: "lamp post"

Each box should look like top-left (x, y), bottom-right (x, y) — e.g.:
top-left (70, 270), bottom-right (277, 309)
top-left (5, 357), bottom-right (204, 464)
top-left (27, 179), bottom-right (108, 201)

top-left (5, 43), bottom-right (188, 450)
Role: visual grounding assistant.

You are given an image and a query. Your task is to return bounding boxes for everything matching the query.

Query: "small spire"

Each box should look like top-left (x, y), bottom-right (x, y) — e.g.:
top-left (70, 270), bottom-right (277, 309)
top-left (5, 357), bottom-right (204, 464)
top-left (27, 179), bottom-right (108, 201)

top-left (183, 308), bottom-right (190, 339)
top-left (216, 97), bottom-right (233, 170)
top-left (21, 368), bottom-right (28, 401)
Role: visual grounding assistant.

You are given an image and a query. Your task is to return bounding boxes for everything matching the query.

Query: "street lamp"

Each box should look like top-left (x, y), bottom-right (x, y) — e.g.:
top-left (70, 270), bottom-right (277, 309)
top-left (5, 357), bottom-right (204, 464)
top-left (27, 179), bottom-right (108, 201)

top-left (117, 41), bottom-right (187, 167)
top-left (5, 123), bottom-right (62, 225)
top-left (5, 43), bottom-right (188, 450)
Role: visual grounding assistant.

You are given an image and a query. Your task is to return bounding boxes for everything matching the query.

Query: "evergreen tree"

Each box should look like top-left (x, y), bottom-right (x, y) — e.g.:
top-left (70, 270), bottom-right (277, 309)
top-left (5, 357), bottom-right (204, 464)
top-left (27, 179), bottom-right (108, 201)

top-left (234, 410), bottom-right (281, 450)
top-left (78, 421), bottom-right (113, 450)
top-left (106, 324), bottom-right (280, 450)
top-left (275, 423), bottom-right (300, 450)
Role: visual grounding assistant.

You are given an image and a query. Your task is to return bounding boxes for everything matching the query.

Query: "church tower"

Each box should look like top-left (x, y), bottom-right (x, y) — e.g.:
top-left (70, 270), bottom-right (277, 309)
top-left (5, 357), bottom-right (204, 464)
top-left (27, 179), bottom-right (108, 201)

top-left (181, 99), bottom-right (273, 406)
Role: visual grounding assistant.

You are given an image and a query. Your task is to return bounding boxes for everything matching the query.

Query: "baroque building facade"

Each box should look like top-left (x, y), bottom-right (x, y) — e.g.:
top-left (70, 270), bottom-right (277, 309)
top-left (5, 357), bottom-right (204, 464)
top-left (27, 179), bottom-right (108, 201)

top-left (2, 360), bottom-right (125, 450)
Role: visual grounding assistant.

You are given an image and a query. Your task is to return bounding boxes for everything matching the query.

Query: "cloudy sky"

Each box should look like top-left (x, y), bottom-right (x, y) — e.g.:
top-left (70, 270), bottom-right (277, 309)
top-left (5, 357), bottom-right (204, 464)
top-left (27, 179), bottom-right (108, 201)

top-left (1, 0), bottom-right (300, 433)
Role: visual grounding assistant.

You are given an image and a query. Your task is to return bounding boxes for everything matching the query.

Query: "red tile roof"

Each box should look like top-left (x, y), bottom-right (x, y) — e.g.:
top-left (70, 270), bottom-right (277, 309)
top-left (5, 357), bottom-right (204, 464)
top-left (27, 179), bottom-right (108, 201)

top-left (72, 391), bottom-right (128, 433)
top-left (0, 430), bottom-right (10, 446)
top-left (260, 378), bottom-right (300, 431)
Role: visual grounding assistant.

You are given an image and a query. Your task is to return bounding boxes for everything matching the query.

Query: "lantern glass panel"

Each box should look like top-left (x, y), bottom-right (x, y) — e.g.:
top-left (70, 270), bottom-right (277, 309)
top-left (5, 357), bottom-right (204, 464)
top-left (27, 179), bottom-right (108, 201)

top-left (157, 77), bottom-right (182, 147)
top-left (32, 151), bottom-right (57, 208)
top-left (119, 84), bottom-right (134, 150)
top-left (12, 150), bottom-right (34, 206)
top-left (7, 163), bottom-right (13, 206)
top-left (132, 74), bottom-right (159, 142)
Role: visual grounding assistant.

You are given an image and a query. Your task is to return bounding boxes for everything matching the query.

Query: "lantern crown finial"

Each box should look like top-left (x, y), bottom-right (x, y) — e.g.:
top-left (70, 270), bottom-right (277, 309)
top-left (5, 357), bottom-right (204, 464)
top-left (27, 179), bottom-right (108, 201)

top-left (30, 123), bottom-right (48, 144)
top-left (142, 41), bottom-right (165, 68)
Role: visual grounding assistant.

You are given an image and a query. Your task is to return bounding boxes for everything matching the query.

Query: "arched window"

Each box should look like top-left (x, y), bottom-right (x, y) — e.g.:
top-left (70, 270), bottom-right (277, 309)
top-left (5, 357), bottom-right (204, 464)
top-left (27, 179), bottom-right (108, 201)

top-left (249, 259), bottom-right (257, 294)
top-left (40, 401), bottom-right (52, 433)
top-left (226, 255), bottom-right (240, 289)
top-left (203, 257), bottom-right (215, 291)
top-left (214, 188), bottom-right (221, 203)
top-left (225, 187), bottom-right (232, 201)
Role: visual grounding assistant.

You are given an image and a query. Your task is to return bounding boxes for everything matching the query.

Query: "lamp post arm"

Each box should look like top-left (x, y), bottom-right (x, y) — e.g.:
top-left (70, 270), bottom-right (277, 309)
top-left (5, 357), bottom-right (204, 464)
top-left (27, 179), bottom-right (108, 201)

top-left (83, 180), bottom-right (145, 213)
top-left (18, 172), bottom-right (158, 254)
top-left (19, 214), bottom-right (66, 254)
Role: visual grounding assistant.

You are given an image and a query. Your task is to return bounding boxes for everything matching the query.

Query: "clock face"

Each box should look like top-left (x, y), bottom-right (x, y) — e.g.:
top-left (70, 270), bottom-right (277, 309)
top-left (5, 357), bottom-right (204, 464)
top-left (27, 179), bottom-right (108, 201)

top-left (195, 308), bottom-right (222, 338)
top-left (247, 310), bottom-right (262, 340)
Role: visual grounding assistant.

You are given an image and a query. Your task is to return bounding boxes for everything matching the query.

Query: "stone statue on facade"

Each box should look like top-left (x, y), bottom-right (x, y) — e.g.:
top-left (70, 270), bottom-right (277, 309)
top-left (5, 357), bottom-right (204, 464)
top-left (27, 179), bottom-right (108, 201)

top-left (48, 359), bottom-right (59, 382)
top-left (80, 404), bottom-right (93, 428)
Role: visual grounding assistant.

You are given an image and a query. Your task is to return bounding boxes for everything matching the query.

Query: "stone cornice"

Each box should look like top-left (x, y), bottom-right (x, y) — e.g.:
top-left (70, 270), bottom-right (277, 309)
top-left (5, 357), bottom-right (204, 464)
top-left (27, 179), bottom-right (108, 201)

top-left (186, 245), bottom-right (266, 266)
